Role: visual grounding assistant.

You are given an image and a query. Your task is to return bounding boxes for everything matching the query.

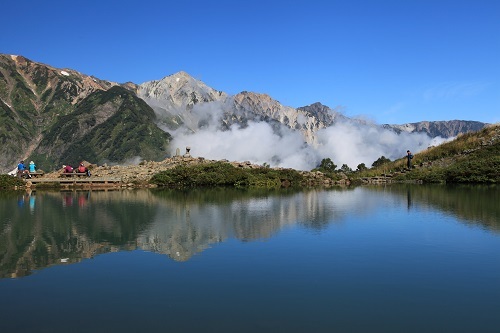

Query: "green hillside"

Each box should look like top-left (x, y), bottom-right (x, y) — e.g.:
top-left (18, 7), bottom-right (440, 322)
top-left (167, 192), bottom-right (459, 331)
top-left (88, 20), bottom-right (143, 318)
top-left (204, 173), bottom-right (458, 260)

top-left (356, 124), bottom-right (500, 184)
top-left (0, 54), bottom-right (171, 172)
top-left (32, 86), bottom-right (171, 170)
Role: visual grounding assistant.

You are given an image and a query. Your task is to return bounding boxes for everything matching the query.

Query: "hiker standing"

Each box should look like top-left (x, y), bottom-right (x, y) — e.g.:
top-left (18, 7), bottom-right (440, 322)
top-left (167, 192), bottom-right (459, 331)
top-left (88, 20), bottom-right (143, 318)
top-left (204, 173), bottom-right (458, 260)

top-left (406, 150), bottom-right (413, 169)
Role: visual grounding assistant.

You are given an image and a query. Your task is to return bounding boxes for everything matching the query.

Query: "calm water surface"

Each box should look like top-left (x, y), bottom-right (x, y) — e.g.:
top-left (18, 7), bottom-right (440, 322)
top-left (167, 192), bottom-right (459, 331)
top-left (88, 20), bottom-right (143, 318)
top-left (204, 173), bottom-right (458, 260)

top-left (0, 185), bottom-right (499, 333)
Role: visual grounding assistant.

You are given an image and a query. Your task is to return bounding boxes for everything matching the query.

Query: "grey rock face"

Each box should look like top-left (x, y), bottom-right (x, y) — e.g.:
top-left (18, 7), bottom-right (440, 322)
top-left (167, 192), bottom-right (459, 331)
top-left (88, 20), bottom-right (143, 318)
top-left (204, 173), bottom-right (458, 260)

top-left (137, 71), bottom-right (228, 129)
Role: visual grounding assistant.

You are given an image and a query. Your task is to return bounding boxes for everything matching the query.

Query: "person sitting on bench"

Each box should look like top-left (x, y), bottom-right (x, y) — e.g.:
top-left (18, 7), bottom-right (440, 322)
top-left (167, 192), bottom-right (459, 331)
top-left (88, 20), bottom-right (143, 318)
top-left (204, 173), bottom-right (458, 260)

top-left (29, 161), bottom-right (36, 173)
top-left (17, 160), bottom-right (31, 178)
top-left (62, 165), bottom-right (74, 173)
top-left (77, 162), bottom-right (91, 176)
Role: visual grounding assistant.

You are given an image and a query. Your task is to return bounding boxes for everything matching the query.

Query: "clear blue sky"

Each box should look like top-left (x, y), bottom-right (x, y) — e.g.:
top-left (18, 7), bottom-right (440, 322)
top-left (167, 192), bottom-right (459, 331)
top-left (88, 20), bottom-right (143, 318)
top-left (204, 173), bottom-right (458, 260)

top-left (2, 0), bottom-right (499, 124)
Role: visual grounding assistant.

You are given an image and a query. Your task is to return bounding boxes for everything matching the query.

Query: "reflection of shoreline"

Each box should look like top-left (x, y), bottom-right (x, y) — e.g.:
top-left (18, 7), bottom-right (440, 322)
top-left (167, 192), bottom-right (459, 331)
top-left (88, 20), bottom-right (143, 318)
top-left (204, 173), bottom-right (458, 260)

top-left (365, 184), bottom-right (500, 232)
top-left (0, 190), bottom-right (158, 279)
top-left (138, 188), bottom-right (353, 261)
top-left (1, 188), bottom-right (351, 278)
top-left (3, 185), bottom-right (496, 279)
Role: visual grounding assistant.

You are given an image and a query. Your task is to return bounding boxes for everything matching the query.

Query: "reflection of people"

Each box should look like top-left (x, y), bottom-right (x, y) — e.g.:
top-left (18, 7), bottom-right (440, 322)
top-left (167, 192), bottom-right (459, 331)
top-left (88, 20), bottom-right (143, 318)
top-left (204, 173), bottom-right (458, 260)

top-left (29, 161), bottom-right (36, 173)
top-left (62, 193), bottom-right (73, 207)
top-left (29, 193), bottom-right (36, 212)
top-left (17, 194), bottom-right (25, 207)
top-left (78, 194), bottom-right (87, 207)
top-left (406, 150), bottom-right (413, 169)
top-left (407, 188), bottom-right (412, 210)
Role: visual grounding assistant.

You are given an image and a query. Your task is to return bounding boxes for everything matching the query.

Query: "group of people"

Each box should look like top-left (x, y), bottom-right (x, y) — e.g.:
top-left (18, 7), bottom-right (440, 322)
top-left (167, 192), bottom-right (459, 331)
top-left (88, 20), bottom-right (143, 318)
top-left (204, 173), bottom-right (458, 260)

top-left (62, 162), bottom-right (91, 176)
top-left (15, 160), bottom-right (91, 178)
top-left (17, 160), bottom-right (36, 178)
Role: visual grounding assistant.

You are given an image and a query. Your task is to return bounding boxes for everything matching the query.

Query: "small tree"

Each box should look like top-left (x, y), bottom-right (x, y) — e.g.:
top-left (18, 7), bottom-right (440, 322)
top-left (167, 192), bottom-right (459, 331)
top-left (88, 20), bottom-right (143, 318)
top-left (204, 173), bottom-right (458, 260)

top-left (340, 164), bottom-right (353, 173)
top-left (316, 158), bottom-right (337, 173)
top-left (357, 163), bottom-right (368, 171)
top-left (372, 156), bottom-right (391, 168)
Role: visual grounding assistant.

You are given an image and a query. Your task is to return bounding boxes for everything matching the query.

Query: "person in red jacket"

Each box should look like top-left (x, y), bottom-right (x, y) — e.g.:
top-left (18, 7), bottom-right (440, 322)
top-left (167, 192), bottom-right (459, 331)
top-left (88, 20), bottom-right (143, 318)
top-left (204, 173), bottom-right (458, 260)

top-left (62, 164), bottom-right (74, 173)
top-left (77, 162), bottom-right (91, 176)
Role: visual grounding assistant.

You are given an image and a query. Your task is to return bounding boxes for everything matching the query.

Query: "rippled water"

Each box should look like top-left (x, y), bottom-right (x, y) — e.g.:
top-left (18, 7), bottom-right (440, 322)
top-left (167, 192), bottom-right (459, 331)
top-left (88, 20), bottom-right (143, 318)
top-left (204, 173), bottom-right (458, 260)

top-left (0, 185), bottom-right (499, 332)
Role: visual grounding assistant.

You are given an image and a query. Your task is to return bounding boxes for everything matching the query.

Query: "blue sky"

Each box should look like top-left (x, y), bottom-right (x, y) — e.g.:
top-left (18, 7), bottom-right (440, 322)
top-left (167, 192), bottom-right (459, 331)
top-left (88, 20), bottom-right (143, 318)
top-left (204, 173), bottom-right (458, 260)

top-left (2, 0), bottom-right (499, 125)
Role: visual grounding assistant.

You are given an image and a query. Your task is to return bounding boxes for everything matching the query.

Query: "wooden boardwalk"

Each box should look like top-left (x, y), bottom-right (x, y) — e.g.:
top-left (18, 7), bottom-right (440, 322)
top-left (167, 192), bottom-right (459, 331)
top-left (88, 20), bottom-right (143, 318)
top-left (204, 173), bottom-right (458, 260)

top-left (26, 176), bottom-right (122, 188)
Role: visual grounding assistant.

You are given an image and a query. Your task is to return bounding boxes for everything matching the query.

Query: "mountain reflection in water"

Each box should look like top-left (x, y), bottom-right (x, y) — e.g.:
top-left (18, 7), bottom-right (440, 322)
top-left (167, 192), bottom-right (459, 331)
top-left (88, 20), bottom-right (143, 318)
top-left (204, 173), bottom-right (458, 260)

top-left (0, 185), bottom-right (498, 279)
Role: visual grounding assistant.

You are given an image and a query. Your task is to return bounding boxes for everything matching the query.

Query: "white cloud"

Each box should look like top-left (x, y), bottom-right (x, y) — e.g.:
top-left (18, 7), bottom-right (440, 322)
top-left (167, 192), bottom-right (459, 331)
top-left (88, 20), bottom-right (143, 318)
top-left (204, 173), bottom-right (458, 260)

top-left (315, 121), bottom-right (440, 168)
top-left (169, 105), bottom-right (447, 171)
top-left (171, 121), bottom-right (318, 171)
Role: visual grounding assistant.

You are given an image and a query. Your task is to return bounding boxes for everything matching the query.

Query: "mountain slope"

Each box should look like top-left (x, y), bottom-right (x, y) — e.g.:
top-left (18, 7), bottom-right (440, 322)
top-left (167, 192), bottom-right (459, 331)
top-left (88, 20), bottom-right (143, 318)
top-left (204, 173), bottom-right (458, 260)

top-left (33, 86), bottom-right (171, 170)
top-left (0, 54), bottom-right (171, 172)
top-left (362, 124), bottom-right (500, 183)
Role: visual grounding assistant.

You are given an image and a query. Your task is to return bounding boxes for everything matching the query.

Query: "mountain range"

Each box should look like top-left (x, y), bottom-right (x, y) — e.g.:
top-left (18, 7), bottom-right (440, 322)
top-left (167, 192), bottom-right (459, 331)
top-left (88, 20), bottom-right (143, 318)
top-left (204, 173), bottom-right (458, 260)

top-left (0, 54), bottom-right (488, 173)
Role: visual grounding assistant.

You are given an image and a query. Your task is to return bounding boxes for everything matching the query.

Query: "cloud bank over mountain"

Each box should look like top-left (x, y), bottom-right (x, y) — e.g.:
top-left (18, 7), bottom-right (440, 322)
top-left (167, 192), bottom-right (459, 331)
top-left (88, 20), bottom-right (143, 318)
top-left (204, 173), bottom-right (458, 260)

top-left (136, 71), bottom-right (461, 171)
top-left (169, 102), bottom-right (449, 171)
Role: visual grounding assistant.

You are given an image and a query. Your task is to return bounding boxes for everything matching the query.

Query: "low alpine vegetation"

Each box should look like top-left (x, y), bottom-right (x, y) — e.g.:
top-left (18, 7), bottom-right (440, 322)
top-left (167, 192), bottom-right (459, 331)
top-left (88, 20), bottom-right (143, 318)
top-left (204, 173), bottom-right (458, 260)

top-left (150, 162), bottom-right (305, 188)
top-left (0, 175), bottom-right (25, 189)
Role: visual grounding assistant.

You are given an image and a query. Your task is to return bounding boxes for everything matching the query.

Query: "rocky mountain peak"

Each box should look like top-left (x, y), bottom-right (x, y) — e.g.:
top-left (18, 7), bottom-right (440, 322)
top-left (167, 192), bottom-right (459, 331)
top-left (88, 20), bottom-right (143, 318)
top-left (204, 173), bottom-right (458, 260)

top-left (137, 71), bottom-right (228, 117)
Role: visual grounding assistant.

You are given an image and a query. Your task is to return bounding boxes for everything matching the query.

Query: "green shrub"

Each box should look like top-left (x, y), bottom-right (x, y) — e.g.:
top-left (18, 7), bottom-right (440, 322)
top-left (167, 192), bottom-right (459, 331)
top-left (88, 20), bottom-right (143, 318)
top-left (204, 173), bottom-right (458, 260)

top-left (0, 175), bottom-right (25, 189)
top-left (151, 162), bottom-right (245, 187)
